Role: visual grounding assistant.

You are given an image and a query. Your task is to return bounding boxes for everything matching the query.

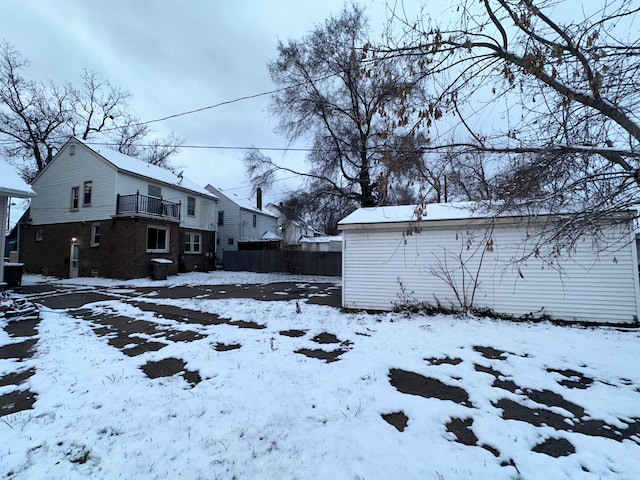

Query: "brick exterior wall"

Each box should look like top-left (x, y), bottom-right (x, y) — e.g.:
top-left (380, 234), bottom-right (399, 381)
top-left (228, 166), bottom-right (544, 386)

top-left (20, 217), bottom-right (215, 279)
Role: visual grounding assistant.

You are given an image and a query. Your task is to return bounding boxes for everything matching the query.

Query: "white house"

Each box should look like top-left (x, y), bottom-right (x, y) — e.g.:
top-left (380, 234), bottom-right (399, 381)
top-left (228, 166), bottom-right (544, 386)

top-left (299, 235), bottom-right (342, 252)
top-left (265, 202), bottom-right (319, 246)
top-left (21, 138), bottom-right (218, 279)
top-left (339, 202), bottom-right (640, 324)
top-left (0, 158), bottom-right (36, 285)
top-left (205, 186), bottom-right (278, 256)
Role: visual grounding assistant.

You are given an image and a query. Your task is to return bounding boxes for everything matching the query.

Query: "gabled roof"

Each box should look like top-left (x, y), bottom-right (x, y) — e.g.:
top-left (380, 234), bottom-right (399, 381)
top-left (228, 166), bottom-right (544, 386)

top-left (44, 138), bottom-right (217, 199)
top-left (339, 202), bottom-right (490, 226)
top-left (0, 158), bottom-right (36, 198)
top-left (205, 185), bottom-right (277, 217)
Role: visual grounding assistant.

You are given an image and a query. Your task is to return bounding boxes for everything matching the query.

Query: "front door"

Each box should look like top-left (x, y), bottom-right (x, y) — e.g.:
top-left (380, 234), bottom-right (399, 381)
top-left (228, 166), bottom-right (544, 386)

top-left (69, 243), bottom-right (79, 278)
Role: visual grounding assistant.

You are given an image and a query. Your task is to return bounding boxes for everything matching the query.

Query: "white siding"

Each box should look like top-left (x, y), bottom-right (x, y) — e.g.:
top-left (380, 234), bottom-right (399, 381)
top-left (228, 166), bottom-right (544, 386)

top-left (212, 188), bottom-right (278, 253)
top-left (115, 175), bottom-right (216, 230)
top-left (31, 141), bottom-right (217, 232)
top-left (342, 220), bottom-right (640, 324)
top-left (31, 144), bottom-right (117, 224)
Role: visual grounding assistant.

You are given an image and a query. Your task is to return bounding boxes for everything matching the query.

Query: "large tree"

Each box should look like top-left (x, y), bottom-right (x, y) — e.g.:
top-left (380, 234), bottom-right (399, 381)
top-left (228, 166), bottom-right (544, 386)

top-left (383, 0), bottom-right (640, 244)
top-left (0, 41), bottom-right (182, 180)
top-left (245, 4), bottom-right (429, 208)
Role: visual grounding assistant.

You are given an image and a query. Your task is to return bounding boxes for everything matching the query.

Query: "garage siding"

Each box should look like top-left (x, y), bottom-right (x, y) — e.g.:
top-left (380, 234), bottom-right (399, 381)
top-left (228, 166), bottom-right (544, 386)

top-left (342, 220), bottom-right (640, 324)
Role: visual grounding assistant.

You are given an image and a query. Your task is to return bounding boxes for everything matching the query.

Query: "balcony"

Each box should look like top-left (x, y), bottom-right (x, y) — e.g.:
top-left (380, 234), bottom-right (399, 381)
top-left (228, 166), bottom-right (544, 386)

top-left (116, 192), bottom-right (181, 220)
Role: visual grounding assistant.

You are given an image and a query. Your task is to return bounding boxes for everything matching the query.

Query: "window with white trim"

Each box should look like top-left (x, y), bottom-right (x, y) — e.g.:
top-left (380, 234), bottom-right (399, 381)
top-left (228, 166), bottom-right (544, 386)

top-left (147, 226), bottom-right (169, 253)
top-left (70, 186), bottom-right (79, 210)
top-left (187, 196), bottom-right (196, 216)
top-left (91, 223), bottom-right (101, 247)
top-left (184, 232), bottom-right (201, 254)
top-left (83, 181), bottom-right (92, 206)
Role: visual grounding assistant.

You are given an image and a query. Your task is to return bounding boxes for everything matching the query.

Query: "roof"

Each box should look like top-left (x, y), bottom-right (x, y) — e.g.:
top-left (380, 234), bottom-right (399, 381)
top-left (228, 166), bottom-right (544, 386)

top-left (339, 201), bottom-right (640, 227)
top-left (300, 235), bottom-right (342, 243)
top-left (92, 143), bottom-right (216, 199)
top-left (0, 158), bottom-right (36, 198)
top-left (205, 185), bottom-right (277, 217)
top-left (339, 202), bottom-right (481, 226)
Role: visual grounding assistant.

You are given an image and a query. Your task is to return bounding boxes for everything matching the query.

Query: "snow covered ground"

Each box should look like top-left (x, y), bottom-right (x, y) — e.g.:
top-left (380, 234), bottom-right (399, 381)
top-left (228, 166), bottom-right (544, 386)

top-left (1, 271), bottom-right (639, 479)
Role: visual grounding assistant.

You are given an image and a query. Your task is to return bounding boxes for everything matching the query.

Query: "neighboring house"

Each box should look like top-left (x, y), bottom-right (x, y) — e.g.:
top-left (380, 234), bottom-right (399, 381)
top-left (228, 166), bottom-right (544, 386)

top-left (0, 158), bottom-right (36, 285)
top-left (265, 202), bottom-right (319, 246)
top-left (20, 138), bottom-right (218, 279)
top-left (205, 186), bottom-right (278, 256)
top-left (299, 235), bottom-right (342, 252)
top-left (339, 202), bottom-right (640, 324)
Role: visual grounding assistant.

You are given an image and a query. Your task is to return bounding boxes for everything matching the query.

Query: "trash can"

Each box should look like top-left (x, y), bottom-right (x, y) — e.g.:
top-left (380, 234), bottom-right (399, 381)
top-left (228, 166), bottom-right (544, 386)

top-left (3, 263), bottom-right (24, 288)
top-left (150, 258), bottom-right (172, 280)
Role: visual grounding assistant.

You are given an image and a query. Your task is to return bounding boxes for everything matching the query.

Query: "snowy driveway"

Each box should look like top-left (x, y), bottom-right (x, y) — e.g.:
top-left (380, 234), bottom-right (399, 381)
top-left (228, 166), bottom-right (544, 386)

top-left (1, 272), bottom-right (640, 479)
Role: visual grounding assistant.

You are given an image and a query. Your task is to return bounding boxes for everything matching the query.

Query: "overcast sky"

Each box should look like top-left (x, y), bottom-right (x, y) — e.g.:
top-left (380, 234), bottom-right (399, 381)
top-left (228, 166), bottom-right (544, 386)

top-left (2, 0), bottom-right (428, 205)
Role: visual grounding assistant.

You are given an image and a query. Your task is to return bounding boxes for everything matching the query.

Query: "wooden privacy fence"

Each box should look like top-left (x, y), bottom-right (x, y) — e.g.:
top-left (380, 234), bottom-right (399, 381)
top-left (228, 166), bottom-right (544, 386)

top-left (222, 250), bottom-right (341, 276)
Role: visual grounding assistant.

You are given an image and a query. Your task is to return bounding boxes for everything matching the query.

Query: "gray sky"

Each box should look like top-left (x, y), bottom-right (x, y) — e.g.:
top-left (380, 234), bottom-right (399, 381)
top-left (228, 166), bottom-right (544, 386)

top-left (2, 0), bottom-right (421, 205)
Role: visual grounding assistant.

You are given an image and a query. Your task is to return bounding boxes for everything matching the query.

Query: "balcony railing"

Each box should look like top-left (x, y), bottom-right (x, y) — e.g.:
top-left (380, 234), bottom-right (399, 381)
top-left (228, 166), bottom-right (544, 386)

top-left (116, 192), bottom-right (181, 220)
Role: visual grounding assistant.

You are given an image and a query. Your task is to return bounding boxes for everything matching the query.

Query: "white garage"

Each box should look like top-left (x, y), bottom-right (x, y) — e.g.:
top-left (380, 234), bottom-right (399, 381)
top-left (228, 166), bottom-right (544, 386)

top-left (338, 203), bottom-right (640, 324)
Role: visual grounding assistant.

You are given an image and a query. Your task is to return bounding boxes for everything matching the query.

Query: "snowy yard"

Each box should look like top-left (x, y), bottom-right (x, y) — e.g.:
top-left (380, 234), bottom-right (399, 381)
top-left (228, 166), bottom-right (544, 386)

top-left (1, 271), bottom-right (639, 479)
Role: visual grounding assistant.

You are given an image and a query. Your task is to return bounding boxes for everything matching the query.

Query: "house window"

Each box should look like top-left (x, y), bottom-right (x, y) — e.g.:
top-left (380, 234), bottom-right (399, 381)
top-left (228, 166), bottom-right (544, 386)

top-left (70, 186), bottom-right (79, 210)
top-left (187, 197), bottom-right (196, 216)
top-left (148, 185), bottom-right (162, 198)
top-left (35, 228), bottom-right (43, 242)
top-left (218, 211), bottom-right (224, 226)
top-left (83, 181), bottom-right (92, 206)
top-left (147, 226), bottom-right (169, 253)
top-left (252, 214), bottom-right (257, 228)
top-left (216, 238), bottom-right (220, 245)
top-left (91, 223), bottom-right (101, 247)
top-left (228, 238), bottom-right (234, 245)
top-left (184, 232), bottom-right (201, 254)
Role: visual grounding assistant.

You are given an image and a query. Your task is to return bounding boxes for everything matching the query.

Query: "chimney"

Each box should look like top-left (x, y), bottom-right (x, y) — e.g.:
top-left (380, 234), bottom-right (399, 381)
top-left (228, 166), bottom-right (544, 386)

top-left (256, 187), bottom-right (263, 210)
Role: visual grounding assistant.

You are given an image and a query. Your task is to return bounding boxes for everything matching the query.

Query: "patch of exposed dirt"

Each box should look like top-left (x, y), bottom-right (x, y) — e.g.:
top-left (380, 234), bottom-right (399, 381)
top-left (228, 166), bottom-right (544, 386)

top-left (426, 356), bottom-right (463, 366)
top-left (532, 437), bottom-right (576, 457)
top-left (312, 332), bottom-right (341, 344)
top-left (0, 339), bottom-right (37, 360)
top-left (388, 368), bottom-right (473, 407)
top-left (131, 282), bottom-right (341, 307)
top-left (295, 348), bottom-right (347, 363)
top-left (382, 411), bottom-right (409, 432)
top-left (445, 417), bottom-right (502, 458)
top-left (0, 368), bottom-right (35, 387)
top-left (473, 345), bottom-right (509, 360)
top-left (215, 342), bottom-right (241, 352)
top-left (547, 368), bottom-right (594, 389)
top-left (0, 313), bottom-right (40, 417)
top-left (279, 329), bottom-right (307, 338)
top-left (5, 319), bottom-right (39, 338)
top-left (0, 388), bottom-right (37, 416)
top-left (141, 357), bottom-right (201, 386)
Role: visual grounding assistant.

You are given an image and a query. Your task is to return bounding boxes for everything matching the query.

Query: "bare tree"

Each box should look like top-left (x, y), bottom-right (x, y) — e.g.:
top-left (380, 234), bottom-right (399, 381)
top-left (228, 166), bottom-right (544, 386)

top-left (0, 41), bottom-right (182, 177)
top-left (382, 0), bottom-right (640, 246)
top-left (246, 4), bottom-right (429, 207)
top-left (0, 42), bottom-right (70, 178)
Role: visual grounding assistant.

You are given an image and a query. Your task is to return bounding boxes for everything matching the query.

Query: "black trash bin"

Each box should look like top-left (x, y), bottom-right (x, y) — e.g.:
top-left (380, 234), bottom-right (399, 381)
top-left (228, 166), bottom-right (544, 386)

top-left (4, 263), bottom-right (24, 288)
top-left (150, 259), bottom-right (172, 280)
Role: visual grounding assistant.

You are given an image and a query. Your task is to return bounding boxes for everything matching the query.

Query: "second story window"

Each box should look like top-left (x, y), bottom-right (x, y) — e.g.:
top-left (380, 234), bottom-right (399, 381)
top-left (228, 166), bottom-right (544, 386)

top-left (252, 214), bottom-right (257, 228)
top-left (83, 181), bottom-right (92, 206)
top-left (187, 196), bottom-right (195, 216)
top-left (148, 185), bottom-right (161, 198)
top-left (70, 186), bottom-right (79, 210)
top-left (218, 211), bottom-right (224, 226)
